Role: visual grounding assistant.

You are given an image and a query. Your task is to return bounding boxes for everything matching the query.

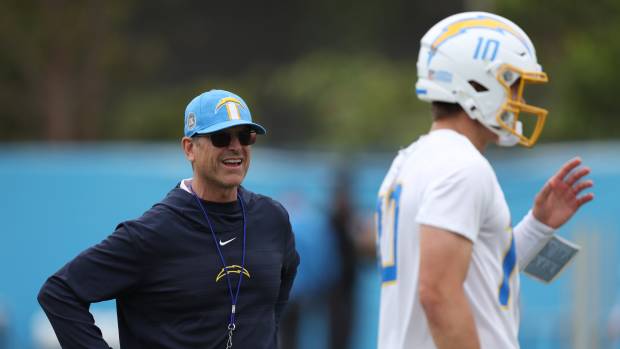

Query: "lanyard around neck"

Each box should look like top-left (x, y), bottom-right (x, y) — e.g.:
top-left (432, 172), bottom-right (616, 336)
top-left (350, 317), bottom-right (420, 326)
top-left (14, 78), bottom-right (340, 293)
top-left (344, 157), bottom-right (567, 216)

top-left (189, 185), bottom-right (247, 344)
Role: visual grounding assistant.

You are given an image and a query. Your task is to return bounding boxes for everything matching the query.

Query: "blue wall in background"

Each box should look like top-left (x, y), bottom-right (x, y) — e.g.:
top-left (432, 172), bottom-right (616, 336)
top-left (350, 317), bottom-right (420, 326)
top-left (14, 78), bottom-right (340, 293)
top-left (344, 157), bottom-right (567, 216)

top-left (0, 142), bottom-right (619, 349)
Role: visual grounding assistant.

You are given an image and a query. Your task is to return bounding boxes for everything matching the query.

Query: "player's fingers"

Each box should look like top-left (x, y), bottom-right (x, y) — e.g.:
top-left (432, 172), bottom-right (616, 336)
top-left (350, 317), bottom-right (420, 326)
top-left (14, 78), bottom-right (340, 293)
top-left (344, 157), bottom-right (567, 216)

top-left (553, 157), bottom-right (582, 182)
top-left (536, 180), bottom-right (553, 201)
top-left (566, 167), bottom-right (591, 187)
top-left (573, 180), bottom-right (593, 195)
top-left (576, 192), bottom-right (594, 207)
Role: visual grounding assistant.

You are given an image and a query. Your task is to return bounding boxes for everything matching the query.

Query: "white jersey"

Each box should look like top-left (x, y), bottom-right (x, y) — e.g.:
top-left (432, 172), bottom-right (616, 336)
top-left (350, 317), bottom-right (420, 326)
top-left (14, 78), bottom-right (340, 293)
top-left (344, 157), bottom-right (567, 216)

top-left (377, 129), bottom-right (520, 349)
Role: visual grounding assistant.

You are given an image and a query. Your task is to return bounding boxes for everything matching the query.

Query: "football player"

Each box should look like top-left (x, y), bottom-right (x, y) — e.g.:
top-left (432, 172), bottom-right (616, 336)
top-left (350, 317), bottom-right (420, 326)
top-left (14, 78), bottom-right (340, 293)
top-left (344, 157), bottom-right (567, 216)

top-left (376, 11), bottom-right (594, 349)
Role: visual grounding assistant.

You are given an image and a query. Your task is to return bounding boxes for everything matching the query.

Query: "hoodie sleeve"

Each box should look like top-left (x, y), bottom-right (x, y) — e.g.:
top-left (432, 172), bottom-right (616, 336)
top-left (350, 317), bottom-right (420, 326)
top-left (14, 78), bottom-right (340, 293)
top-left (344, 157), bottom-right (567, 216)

top-left (37, 221), bottom-right (146, 348)
top-left (274, 213), bottom-right (300, 326)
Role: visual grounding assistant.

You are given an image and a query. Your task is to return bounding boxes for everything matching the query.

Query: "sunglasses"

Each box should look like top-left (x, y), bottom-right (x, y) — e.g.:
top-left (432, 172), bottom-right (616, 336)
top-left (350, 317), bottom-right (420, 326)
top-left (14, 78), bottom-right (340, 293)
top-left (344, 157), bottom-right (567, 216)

top-left (196, 129), bottom-right (257, 148)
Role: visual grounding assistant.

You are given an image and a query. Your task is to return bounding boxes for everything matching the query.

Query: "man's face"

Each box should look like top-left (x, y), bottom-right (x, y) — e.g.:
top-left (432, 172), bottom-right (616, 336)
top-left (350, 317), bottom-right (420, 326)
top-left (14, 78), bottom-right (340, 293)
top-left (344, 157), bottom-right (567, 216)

top-left (190, 125), bottom-right (254, 190)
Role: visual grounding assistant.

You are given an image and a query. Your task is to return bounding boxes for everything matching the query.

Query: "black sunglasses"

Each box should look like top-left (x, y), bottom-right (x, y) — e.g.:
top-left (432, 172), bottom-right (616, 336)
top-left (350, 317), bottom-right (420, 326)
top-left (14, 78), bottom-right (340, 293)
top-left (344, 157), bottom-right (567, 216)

top-left (196, 129), bottom-right (257, 148)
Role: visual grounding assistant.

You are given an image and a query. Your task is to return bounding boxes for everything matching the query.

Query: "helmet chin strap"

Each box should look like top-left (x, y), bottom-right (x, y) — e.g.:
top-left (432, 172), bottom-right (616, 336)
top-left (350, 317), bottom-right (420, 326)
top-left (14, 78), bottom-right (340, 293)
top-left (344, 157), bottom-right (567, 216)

top-left (497, 120), bottom-right (522, 147)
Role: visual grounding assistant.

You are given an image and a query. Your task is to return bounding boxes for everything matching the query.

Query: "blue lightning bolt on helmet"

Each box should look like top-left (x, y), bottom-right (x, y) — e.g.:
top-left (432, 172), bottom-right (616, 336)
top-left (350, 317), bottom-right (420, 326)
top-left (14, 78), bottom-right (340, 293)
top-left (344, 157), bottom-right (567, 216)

top-left (415, 11), bottom-right (548, 147)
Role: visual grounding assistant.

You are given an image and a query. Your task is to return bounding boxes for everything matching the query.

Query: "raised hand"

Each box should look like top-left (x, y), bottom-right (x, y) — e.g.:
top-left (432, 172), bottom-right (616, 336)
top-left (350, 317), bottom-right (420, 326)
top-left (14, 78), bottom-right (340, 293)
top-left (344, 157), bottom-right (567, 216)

top-left (532, 157), bottom-right (594, 229)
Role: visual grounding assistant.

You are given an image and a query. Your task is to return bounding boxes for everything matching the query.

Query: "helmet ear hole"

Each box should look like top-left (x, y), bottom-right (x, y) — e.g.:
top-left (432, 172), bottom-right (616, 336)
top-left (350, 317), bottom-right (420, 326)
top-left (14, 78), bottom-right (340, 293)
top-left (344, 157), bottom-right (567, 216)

top-left (468, 80), bottom-right (489, 92)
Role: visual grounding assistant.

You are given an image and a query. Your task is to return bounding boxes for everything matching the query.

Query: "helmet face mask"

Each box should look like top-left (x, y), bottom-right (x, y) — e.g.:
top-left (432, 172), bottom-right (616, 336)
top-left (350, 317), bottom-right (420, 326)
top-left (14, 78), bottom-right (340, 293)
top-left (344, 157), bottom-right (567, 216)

top-left (415, 12), bottom-right (549, 147)
top-left (494, 64), bottom-right (548, 147)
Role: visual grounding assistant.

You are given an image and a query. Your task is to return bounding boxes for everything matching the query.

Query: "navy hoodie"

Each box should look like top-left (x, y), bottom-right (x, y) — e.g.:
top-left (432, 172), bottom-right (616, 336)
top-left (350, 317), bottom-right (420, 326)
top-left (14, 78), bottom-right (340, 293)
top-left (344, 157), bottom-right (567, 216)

top-left (38, 185), bottom-right (299, 349)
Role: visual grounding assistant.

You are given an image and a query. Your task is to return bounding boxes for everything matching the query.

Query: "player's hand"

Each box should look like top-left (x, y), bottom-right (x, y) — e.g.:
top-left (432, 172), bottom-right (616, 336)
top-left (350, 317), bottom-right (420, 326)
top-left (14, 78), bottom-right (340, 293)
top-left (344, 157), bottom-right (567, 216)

top-left (532, 157), bottom-right (594, 229)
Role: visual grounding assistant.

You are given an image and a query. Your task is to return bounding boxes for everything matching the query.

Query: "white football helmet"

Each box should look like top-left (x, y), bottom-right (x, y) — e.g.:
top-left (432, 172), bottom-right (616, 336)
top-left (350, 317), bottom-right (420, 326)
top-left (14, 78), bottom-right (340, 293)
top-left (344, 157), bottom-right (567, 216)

top-left (415, 11), bottom-right (548, 147)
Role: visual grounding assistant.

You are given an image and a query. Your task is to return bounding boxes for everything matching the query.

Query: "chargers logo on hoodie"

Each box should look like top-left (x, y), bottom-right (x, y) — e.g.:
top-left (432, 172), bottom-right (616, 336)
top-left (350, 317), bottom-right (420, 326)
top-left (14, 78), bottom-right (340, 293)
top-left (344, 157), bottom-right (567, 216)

top-left (216, 265), bottom-right (251, 282)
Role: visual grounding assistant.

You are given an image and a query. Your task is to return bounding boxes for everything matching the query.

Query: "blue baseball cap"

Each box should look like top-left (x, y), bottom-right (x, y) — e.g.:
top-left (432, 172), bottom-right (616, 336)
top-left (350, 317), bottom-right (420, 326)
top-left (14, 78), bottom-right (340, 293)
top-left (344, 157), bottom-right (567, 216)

top-left (184, 89), bottom-right (267, 137)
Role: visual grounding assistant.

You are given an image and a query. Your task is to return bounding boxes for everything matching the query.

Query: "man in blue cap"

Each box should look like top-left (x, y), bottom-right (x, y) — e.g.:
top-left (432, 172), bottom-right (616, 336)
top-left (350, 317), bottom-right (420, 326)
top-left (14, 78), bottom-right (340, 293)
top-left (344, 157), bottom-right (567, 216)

top-left (38, 90), bottom-right (300, 349)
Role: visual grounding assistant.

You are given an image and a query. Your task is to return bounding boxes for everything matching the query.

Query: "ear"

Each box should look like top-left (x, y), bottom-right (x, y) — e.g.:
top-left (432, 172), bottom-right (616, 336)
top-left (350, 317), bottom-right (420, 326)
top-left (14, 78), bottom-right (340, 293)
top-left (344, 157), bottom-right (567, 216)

top-left (182, 137), bottom-right (195, 162)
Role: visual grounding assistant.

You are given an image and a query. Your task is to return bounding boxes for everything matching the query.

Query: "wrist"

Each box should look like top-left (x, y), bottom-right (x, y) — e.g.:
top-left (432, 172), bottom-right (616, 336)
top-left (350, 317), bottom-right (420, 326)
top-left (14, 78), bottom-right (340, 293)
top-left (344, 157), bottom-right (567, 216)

top-left (523, 210), bottom-right (555, 236)
top-left (514, 210), bottom-right (555, 270)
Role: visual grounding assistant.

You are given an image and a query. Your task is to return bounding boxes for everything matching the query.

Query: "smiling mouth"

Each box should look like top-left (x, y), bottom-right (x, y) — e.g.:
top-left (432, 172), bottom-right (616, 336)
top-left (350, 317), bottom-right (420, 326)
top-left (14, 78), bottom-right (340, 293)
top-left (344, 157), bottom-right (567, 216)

top-left (222, 158), bottom-right (243, 168)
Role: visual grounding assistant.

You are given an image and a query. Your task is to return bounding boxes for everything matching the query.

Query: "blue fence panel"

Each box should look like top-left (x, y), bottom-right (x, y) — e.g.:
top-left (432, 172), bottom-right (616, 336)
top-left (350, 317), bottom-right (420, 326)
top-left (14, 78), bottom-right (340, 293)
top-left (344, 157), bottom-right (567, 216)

top-left (0, 142), bottom-right (618, 349)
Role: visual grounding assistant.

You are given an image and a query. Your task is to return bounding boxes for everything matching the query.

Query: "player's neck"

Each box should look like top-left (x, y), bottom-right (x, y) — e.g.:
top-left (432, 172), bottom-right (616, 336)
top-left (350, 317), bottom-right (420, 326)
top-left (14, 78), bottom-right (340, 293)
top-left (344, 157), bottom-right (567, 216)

top-left (187, 178), bottom-right (238, 203)
top-left (430, 113), bottom-right (495, 153)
